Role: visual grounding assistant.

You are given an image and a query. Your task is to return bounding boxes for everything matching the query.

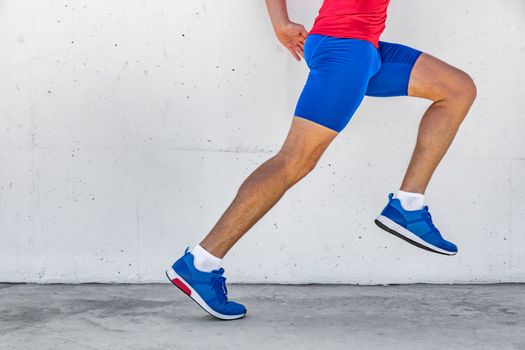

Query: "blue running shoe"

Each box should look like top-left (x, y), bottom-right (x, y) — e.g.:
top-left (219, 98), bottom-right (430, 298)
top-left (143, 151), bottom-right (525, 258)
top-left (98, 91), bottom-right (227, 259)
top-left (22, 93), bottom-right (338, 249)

top-left (166, 248), bottom-right (246, 320)
top-left (375, 193), bottom-right (458, 256)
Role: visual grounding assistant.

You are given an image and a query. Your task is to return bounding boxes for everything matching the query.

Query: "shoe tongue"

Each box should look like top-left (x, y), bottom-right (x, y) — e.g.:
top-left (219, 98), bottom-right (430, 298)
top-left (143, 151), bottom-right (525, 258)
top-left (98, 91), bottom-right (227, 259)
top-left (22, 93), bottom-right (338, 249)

top-left (211, 267), bottom-right (224, 275)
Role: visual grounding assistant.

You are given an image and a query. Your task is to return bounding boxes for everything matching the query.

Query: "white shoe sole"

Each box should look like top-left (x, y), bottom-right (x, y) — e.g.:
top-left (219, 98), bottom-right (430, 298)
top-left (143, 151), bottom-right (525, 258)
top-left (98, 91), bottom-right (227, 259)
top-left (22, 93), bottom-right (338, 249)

top-left (165, 267), bottom-right (246, 320)
top-left (375, 215), bottom-right (457, 256)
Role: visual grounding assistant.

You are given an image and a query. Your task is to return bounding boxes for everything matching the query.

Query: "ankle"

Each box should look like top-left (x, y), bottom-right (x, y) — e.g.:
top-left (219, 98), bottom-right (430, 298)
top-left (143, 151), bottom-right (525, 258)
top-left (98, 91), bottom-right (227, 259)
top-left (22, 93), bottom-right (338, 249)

top-left (395, 190), bottom-right (425, 211)
top-left (191, 245), bottom-right (222, 273)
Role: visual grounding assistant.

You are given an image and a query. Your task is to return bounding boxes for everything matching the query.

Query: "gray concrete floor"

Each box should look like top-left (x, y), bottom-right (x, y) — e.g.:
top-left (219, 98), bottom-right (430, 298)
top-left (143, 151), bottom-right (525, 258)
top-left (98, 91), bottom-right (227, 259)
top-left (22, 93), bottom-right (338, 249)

top-left (0, 284), bottom-right (524, 350)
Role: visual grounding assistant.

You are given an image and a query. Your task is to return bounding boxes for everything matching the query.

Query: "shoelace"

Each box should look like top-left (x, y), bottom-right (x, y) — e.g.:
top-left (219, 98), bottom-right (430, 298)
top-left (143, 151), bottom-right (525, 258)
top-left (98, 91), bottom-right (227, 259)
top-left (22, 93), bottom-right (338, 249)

top-left (211, 268), bottom-right (228, 304)
top-left (422, 206), bottom-right (441, 235)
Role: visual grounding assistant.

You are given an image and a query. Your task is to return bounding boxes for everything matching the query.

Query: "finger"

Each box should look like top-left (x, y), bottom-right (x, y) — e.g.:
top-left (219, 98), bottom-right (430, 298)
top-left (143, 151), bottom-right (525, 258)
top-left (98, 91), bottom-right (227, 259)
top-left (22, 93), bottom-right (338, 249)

top-left (300, 26), bottom-right (308, 38)
top-left (295, 45), bottom-right (304, 58)
top-left (288, 47), bottom-right (301, 61)
top-left (297, 41), bottom-right (304, 50)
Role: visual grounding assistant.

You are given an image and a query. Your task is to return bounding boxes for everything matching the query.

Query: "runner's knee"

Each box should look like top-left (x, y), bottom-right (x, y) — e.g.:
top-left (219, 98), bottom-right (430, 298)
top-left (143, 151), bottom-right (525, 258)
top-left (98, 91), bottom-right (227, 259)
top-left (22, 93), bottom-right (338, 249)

top-left (275, 149), bottom-right (321, 184)
top-left (451, 71), bottom-right (476, 105)
top-left (439, 70), bottom-right (477, 106)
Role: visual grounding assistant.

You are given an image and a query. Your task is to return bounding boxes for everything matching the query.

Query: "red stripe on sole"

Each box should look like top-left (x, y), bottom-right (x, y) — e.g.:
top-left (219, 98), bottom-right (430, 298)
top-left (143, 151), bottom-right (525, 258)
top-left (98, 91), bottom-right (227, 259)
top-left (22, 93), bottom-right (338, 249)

top-left (172, 278), bottom-right (191, 296)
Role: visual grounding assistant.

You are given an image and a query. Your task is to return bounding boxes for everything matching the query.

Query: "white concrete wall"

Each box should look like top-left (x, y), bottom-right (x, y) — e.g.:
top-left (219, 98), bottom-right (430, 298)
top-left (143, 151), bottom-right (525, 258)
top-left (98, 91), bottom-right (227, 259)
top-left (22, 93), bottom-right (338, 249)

top-left (0, 0), bottom-right (524, 284)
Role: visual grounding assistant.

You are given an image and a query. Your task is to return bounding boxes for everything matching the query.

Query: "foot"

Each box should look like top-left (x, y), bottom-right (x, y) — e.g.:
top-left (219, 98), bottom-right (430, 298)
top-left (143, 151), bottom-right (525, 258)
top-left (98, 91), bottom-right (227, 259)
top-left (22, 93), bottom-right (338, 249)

top-left (166, 248), bottom-right (247, 320)
top-left (375, 193), bottom-right (458, 255)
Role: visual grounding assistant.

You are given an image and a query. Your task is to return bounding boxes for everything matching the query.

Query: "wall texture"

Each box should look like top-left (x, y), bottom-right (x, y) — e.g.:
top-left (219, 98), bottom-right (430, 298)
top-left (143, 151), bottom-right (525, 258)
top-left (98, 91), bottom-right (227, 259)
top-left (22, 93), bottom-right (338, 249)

top-left (0, 0), bottom-right (524, 284)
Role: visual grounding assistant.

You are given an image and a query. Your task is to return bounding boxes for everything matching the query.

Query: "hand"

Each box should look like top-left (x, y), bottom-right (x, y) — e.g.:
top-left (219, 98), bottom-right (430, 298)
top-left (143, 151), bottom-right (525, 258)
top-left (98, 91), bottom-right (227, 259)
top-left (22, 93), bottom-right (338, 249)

top-left (275, 21), bottom-right (308, 61)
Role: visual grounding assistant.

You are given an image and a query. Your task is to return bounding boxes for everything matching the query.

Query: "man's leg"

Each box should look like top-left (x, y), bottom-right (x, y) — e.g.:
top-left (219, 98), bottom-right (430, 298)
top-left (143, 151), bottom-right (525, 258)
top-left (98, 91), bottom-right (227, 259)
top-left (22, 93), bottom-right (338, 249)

top-left (167, 117), bottom-right (337, 320)
top-left (401, 53), bottom-right (477, 193)
top-left (369, 44), bottom-right (476, 255)
top-left (200, 117), bottom-right (337, 258)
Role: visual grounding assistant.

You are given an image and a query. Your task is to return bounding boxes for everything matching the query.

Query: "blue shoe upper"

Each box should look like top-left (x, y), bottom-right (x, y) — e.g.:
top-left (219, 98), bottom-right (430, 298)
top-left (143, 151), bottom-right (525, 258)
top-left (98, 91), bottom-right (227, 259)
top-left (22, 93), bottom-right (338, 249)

top-left (380, 193), bottom-right (457, 253)
top-left (172, 248), bottom-right (246, 316)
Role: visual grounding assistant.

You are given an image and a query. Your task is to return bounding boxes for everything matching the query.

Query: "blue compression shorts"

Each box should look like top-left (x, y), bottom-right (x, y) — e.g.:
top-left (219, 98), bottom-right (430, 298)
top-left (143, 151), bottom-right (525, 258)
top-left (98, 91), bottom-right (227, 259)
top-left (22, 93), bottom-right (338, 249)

top-left (294, 34), bottom-right (422, 132)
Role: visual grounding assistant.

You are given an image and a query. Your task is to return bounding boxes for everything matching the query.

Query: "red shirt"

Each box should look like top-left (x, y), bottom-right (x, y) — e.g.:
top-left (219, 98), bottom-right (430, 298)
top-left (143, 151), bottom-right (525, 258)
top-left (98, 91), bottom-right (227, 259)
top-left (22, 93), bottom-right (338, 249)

top-left (309, 0), bottom-right (391, 48)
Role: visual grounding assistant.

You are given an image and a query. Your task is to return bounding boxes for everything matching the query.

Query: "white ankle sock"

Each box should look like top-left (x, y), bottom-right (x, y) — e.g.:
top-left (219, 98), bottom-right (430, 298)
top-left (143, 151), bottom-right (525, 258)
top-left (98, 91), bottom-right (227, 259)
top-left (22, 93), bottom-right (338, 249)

top-left (191, 245), bottom-right (222, 273)
top-left (395, 190), bottom-right (425, 211)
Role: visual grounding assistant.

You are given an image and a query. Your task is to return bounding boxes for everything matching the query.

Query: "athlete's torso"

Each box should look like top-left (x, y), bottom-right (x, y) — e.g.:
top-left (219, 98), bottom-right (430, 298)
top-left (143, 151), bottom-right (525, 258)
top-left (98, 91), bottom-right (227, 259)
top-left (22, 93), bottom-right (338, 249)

top-left (309, 0), bottom-right (391, 48)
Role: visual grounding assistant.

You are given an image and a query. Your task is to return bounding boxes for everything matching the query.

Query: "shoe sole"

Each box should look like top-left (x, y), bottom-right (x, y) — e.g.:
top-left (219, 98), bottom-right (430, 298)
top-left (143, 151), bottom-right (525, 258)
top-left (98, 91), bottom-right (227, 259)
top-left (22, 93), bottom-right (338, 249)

top-left (375, 215), bottom-right (457, 256)
top-left (165, 267), bottom-right (246, 320)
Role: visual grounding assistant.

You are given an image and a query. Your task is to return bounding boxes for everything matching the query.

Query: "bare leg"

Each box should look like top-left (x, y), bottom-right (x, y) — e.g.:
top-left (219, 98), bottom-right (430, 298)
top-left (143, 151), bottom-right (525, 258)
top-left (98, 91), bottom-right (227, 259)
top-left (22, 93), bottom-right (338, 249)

top-left (200, 117), bottom-right (338, 258)
top-left (401, 54), bottom-right (477, 193)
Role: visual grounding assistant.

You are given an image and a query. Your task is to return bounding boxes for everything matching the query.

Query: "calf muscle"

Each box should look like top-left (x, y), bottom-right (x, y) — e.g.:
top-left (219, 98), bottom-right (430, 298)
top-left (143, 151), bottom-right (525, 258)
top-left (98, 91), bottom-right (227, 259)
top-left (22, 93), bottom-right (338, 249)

top-left (200, 117), bottom-right (337, 258)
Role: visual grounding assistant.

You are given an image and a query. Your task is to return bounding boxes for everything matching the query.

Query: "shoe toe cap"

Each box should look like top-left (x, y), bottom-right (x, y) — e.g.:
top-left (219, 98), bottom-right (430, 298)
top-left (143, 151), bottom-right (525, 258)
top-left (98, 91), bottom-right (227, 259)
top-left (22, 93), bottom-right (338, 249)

top-left (226, 301), bottom-right (247, 315)
top-left (438, 239), bottom-right (458, 254)
top-left (213, 300), bottom-right (246, 316)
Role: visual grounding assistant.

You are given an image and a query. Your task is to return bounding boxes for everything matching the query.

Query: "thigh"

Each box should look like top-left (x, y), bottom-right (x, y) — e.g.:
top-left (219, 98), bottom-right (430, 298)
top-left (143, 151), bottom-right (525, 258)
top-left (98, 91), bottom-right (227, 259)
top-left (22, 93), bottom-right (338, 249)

top-left (280, 116), bottom-right (338, 163)
top-left (295, 35), bottom-right (381, 132)
top-left (408, 53), bottom-right (475, 101)
top-left (365, 41), bottom-right (422, 97)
